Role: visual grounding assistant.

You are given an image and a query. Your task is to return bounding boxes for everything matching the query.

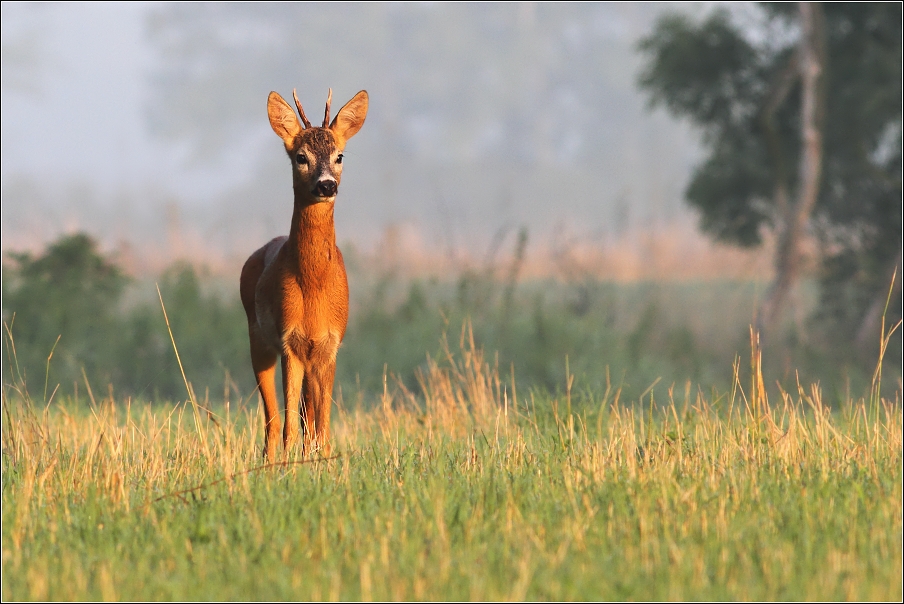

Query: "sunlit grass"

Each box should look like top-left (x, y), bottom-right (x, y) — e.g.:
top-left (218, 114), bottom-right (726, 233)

top-left (2, 328), bottom-right (901, 601)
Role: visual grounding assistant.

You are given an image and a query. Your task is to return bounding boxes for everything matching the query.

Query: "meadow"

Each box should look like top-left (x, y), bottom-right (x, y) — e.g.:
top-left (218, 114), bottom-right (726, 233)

top-left (2, 325), bottom-right (902, 600)
top-left (3, 233), bottom-right (903, 600)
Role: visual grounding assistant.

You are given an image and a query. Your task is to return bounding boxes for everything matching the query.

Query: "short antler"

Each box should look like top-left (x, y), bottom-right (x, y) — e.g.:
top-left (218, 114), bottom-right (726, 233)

top-left (322, 88), bottom-right (332, 128)
top-left (293, 89), bottom-right (312, 129)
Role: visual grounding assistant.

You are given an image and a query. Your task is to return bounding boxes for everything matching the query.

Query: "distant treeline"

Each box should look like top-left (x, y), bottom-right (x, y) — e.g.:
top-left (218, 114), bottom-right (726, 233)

top-left (2, 232), bottom-right (896, 406)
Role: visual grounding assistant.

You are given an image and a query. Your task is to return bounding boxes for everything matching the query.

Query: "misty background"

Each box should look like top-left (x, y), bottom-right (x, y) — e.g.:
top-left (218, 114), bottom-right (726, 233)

top-left (3, 2), bottom-right (900, 407)
top-left (2, 2), bottom-right (747, 276)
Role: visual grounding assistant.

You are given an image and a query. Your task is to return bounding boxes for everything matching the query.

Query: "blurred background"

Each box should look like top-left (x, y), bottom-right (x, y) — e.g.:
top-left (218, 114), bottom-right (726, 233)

top-left (2, 2), bottom-right (900, 406)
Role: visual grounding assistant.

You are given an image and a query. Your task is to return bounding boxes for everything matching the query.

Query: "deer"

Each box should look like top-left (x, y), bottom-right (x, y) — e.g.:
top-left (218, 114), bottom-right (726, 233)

top-left (240, 88), bottom-right (368, 461)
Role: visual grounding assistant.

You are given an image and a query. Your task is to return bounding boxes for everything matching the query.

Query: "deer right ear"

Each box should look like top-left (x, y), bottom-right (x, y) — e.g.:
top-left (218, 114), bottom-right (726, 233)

top-left (267, 92), bottom-right (302, 146)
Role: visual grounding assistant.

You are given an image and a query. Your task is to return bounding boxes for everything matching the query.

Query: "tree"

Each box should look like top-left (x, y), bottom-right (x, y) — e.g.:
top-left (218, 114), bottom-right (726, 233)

top-left (637, 3), bottom-right (902, 358)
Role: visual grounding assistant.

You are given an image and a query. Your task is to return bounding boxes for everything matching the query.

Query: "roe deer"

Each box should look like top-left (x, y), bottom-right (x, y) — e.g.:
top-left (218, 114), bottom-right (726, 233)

top-left (240, 88), bottom-right (368, 460)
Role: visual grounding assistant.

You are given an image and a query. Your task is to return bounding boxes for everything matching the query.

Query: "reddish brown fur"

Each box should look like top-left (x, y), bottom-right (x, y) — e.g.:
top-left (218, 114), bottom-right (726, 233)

top-left (240, 89), bottom-right (368, 460)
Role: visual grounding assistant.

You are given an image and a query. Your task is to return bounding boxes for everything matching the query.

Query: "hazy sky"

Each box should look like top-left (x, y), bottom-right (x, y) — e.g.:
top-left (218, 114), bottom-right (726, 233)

top-left (1, 2), bottom-right (717, 268)
top-left (1, 2), bottom-right (242, 198)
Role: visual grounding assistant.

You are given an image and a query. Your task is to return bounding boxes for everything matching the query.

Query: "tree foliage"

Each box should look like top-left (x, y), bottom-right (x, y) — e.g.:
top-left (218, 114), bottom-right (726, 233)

top-left (638, 3), bottom-right (902, 351)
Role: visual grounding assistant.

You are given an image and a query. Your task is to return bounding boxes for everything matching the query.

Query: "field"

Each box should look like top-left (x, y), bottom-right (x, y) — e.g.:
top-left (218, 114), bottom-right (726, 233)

top-left (2, 327), bottom-right (901, 601)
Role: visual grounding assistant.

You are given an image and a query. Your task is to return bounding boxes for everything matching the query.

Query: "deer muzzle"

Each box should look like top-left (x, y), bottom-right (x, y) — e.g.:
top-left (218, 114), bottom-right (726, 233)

top-left (313, 179), bottom-right (338, 199)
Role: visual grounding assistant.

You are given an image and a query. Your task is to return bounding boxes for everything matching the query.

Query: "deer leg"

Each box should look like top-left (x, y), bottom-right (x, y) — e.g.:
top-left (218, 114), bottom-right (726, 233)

top-left (301, 371), bottom-right (318, 455)
top-left (301, 360), bottom-right (335, 456)
top-left (281, 353), bottom-right (304, 456)
top-left (316, 361), bottom-right (337, 455)
top-left (250, 340), bottom-right (280, 462)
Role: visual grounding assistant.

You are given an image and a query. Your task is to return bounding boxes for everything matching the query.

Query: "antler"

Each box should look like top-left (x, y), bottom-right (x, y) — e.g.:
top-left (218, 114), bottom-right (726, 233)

top-left (293, 89), bottom-right (312, 129)
top-left (323, 88), bottom-right (332, 128)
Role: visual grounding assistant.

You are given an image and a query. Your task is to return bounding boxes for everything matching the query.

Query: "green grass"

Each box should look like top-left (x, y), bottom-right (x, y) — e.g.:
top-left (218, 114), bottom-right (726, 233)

top-left (2, 335), bottom-right (901, 601)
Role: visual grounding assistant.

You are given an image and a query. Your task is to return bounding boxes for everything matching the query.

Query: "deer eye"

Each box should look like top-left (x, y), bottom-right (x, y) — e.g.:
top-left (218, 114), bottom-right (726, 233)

top-left (295, 153), bottom-right (308, 165)
top-left (336, 154), bottom-right (343, 164)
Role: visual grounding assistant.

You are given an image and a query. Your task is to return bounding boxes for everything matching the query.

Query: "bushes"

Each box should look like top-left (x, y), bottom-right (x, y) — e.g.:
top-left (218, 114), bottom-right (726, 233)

top-left (2, 234), bottom-right (128, 392)
top-left (3, 237), bottom-right (247, 402)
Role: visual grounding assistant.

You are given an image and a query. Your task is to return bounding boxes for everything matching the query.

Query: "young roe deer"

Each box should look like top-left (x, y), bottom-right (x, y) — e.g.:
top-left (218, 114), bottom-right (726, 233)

top-left (240, 88), bottom-right (368, 461)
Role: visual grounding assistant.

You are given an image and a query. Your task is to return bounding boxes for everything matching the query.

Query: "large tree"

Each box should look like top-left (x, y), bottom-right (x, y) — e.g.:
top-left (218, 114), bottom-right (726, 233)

top-left (638, 2), bottom-right (901, 357)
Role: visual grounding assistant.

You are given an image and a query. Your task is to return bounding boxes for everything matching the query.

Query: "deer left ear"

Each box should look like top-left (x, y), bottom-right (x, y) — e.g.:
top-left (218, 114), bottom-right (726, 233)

top-left (330, 90), bottom-right (368, 142)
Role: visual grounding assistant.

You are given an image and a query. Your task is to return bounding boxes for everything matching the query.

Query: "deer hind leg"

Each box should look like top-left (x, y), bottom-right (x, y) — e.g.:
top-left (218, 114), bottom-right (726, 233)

top-left (250, 339), bottom-right (280, 462)
top-left (281, 353), bottom-right (304, 456)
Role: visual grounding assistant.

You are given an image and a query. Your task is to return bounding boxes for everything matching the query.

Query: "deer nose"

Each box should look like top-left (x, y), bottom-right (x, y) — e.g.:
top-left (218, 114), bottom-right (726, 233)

top-left (314, 179), bottom-right (337, 198)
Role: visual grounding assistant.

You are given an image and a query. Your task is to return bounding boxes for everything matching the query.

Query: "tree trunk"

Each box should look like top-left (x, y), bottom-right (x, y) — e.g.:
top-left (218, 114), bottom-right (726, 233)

top-left (757, 2), bottom-right (827, 338)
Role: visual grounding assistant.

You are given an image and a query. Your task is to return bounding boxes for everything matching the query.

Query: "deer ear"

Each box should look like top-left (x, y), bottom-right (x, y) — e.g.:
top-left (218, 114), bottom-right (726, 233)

top-left (267, 92), bottom-right (301, 146)
top-left (330, 90), bottom-right (368, 142)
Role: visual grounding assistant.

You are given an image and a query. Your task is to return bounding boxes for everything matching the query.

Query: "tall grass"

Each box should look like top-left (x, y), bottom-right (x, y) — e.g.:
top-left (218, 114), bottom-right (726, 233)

top-left (2, 326), bottom-right (901, 600)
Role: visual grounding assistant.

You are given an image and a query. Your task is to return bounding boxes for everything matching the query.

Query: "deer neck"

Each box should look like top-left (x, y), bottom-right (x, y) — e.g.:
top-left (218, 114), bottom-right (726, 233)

top-left (287, 187), bottom-right (337, 278)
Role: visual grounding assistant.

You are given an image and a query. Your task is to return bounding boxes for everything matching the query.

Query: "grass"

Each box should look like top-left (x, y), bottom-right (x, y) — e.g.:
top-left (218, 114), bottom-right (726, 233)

top-left (2, 328), bottom-right (901, 601)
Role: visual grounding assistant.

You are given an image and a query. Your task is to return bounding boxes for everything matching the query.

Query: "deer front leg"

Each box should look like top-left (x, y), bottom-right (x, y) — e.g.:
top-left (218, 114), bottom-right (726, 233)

top-left (317, 360), bottom-right (337, 455)
top-left (281, 353), bottom-right (304, 456)
top-left (302, 360), bottom-right (336, 456)
top-left (301, 369), bottom-right (318, 456)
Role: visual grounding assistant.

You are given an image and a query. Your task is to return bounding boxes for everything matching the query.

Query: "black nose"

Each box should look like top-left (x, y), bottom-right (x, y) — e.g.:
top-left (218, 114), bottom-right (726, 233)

top-left (314, 180), bottom-right (337, 198)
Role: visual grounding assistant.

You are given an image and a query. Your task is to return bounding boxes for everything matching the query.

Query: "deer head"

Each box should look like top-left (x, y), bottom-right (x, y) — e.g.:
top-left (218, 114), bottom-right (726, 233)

top-left (267, 89), bottom-right (368, 203)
